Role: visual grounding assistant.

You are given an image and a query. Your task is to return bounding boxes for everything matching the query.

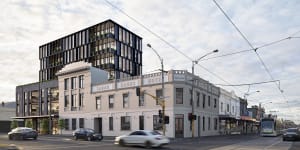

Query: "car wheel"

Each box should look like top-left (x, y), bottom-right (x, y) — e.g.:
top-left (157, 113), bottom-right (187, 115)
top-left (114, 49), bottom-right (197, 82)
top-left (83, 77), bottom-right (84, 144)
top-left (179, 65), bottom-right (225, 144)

top-left (98, 136), bottom-right (103, 141)
top-left (19, 135), bottom-right (24, 140)
top-left (87, 136), bottom-right (92, 141)
top-left (12, 135), bottom-right (17, 140)
top-left (74, 136), bottom-right (78, 140)
top-left (145, 141), bottom-right (152, 149)
top-left (34, 136), bottom-right (37, 140)
top-left (119, 139), bottom-right (125, 146)
top-left (282, 138), bottom-right (285, 141)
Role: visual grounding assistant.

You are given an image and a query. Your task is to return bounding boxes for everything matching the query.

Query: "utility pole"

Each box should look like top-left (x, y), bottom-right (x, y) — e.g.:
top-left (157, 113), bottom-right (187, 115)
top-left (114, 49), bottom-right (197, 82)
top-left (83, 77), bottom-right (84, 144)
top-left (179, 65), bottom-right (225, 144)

top-left (146, 44), bottom-right (166, 135)
top-left (191, 49), bottom-right (218, 138)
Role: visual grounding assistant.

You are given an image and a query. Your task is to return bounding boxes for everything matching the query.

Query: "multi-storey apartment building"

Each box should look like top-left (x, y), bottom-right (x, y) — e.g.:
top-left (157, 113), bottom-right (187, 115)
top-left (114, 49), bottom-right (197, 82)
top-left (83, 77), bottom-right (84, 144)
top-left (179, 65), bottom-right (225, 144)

top-left (14, 19), bottom-right (142, 134)
top-left (56, 61), bottom-right (220, 138)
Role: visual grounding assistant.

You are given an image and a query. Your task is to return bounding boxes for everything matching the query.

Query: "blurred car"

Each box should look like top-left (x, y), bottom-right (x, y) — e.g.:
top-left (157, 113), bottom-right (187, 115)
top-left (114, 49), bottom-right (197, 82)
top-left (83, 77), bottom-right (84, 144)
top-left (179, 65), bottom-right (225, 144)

top-left (8, 127), bottom-right (38, 140)
top-left (114, 130), bottom-right (170, 148)
top-left (282, 128), bottom-right (300, 141)
top-left (72, 128), bottom-right (103, 141)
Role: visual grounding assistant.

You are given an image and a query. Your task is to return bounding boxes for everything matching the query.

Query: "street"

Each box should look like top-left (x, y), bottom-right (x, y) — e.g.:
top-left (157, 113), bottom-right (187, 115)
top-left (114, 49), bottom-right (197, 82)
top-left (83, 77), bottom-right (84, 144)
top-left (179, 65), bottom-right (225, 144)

top-left (0, 134), bottom-right (299, 150)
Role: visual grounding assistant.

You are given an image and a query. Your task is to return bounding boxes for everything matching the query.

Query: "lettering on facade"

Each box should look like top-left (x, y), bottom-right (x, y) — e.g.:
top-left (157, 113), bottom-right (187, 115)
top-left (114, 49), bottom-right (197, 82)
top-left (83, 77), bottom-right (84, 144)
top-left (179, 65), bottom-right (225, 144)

top-left (173, 74), bottom-right (185, 81)
top-left (92, 84), bottom-right (113, 92)
top-left (117, 80), bottom-right (139, 89)
top-left (143, 75), bottom-right (168, 85)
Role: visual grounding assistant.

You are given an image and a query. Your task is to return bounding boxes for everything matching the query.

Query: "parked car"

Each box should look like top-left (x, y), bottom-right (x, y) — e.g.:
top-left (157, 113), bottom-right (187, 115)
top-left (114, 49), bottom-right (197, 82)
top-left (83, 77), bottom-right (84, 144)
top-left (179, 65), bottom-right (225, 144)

top-left (282, 128), bottom-right (300, 141)
top-left (72, 128), bottom-right (103, 141)
top-left (114, 130), bottom-right (170, 148)
top-left (8, 127), bottom-right (38, 140)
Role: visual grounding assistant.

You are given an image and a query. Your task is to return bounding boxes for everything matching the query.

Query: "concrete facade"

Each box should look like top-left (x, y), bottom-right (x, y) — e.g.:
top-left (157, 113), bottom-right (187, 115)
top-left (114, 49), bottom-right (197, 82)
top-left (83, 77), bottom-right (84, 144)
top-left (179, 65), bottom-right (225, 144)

top-left (57, 62), bottom-right (220, 138)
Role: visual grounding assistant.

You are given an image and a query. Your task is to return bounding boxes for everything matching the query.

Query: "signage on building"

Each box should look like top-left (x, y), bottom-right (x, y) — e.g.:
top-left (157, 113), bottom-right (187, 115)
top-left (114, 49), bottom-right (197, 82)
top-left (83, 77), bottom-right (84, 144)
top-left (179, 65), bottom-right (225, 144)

top-left (117, 80), bottom-right (139, 89)
top-left (173, 74), bottom-right (185, 81)
top-left (92, 83), bottom-right (114, 93)
top-left (143, 75), bottom-right (168, 85)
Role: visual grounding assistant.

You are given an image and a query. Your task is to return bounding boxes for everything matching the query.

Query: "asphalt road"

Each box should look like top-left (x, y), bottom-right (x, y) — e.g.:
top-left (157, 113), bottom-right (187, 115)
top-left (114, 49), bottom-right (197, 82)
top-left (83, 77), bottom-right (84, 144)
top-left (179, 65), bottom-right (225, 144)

top-left (0, 133), bottom-right (299, 150)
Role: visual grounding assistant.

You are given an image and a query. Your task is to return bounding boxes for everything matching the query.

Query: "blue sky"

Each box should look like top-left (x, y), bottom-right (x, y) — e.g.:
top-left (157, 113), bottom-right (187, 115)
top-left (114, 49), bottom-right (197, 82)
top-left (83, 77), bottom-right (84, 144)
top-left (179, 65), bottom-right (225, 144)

top-left (0, 0), bottom-right (299, 123)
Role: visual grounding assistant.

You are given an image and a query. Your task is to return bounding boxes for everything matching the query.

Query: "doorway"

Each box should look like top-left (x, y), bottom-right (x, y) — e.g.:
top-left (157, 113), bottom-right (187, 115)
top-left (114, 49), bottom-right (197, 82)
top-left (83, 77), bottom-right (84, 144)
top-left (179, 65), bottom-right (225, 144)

top-left (175, 114), bottom-right (184, 138)
top-left (94, 117), bottom-right (102, 134)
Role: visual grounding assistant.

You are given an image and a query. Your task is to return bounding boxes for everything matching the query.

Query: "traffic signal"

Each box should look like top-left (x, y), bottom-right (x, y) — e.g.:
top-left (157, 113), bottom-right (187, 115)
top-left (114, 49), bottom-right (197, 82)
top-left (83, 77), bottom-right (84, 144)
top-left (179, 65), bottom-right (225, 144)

top-left (158, 110), bottom-right (162, 118)
top-left (188, 113), bottom-right (192, 121)
top-left (158, 110), bottom-right (163, 123)
top-left (188, 113), bottom-right (196, 121)
top-left (136, 87), bottom-right (140, 96)
top-left (164, 116), bottom-right (169, 124)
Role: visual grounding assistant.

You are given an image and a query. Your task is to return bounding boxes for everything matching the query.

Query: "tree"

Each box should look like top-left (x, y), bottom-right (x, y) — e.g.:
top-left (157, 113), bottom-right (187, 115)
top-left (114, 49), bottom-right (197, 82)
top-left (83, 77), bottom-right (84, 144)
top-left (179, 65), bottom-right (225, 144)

top-left (10, 120), bottom-right (18, 129)
top-left (41, 119), bottom-right (49, 134)
top-left (58, 119), bottom-right (65, 134)
top-left (25, 119), bottom-right (33, 128)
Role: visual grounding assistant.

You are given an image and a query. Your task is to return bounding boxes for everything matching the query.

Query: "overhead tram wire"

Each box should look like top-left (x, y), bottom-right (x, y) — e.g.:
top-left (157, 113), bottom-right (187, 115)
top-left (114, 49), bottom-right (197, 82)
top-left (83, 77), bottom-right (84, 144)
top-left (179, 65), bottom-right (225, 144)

top-left (215, 80), bottom-right (280, 87)
top-left (213, 0), bottom-right (299, 121)
top-left (104, 0), bottom-right (243, 93)
top-left (213, 0), bottom-right (285, 98)
top-left (201, 35), bottom-right (297, 61)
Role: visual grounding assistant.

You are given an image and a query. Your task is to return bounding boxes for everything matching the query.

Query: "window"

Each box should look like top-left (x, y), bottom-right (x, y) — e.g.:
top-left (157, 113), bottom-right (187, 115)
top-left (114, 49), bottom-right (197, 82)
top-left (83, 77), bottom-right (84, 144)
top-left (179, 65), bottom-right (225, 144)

top-left (221, 102), bottom-right (223, 112)
top-left (71, 77), bottom-right (76, 89)
top-left (214, 118), bottom-right (218, 130)
top-left (139, 93), bottom-right (144, 106)
top-left (176, 88), bottom-right (183, 104)
top-left (232, 106), bottom-right (235, 114)
top-left (189, 89), bottom-right (192, 105)
top-left (96, 96), bottom-right (101, 110)
top-left (203, 117), bottom-right (205, 131)
top-left (64, 78), bottom-right (69, 90)
top-left (123, 93), bottom-right (129, 108)
top-left (196, 92), bottom-right (200, 107)
top-left (79, 118), bottom-right (84, 128)
top-left (139, 116), bottom-right (144, 130)
top-left (208, 117), bottom-right (211, 130)
top-left (214, 98), bottom-right (217, 108)
top-left (72, 118), bottom-right (76, 130)
top-left (202, 94), bottom-right (206, 108)
top-left (71, 94), bottom-right (76, 111)
top-left (109, 117), bottom-right (113, 131)
top-left (64, 95), bottom-right (69, 108)
top-left (227, 104), bottom-right (230, 112)
top-left (155, 89), bottom-right (162, 105)
top-left (121, 116), bottom-right (130, 130)
top-left (208, 96), bottom-right (211, 107)
top-left (65, 119), bottom-right (69, 130)
top-left (79, 75), bottom-right (84, 88)
top-left (79, 93), bottom-right (84, 107)
top-left (153, 115), bottom-right (162, 130)
top-left (109, 95), bottom-right (114, 108)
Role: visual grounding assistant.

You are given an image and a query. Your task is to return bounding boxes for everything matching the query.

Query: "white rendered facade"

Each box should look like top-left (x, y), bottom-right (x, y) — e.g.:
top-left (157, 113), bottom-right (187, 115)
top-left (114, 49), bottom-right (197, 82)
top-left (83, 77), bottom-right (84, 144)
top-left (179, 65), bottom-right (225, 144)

top-left (219, 88), bottom-right (240, 134)
top-left (57, 62), bottom-right (220, 138)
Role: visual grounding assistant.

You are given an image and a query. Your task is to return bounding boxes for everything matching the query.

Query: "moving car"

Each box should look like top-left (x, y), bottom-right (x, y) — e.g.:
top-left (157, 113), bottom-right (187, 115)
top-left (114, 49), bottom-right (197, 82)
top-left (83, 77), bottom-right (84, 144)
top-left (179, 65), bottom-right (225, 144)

top-left (72, 128), bottom-right (103, 141)
top-left (114, 130), bottom-right (170, 148)
top-left (8, 127), bottom-right (38, 140)
top-left (282, 128), bottom-right (300, 141)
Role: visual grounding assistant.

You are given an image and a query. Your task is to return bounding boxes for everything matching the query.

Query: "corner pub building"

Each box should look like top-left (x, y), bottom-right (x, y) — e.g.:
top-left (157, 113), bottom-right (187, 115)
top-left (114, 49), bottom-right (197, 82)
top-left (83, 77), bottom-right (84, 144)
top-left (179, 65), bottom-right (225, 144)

top-left (14, 19), bottom-right (143, 134)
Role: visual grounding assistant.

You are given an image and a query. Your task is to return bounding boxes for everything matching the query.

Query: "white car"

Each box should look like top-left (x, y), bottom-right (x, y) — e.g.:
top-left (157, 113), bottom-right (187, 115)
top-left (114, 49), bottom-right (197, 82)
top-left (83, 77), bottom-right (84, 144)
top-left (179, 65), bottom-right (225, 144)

top-left (114, 130), bottom-right (170, 148)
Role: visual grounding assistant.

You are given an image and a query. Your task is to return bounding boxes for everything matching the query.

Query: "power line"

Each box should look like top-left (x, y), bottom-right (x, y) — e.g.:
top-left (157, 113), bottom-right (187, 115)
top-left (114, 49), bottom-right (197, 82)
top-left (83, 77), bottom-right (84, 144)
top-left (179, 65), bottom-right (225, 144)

top-left (104, 0), bottom-right (242, 93)
top-left (215, 80), bottom-right (279, 87)
top-left (213, 0), bottom-right (285, 98)
top-left (200, 36), bottom-right (299, 61)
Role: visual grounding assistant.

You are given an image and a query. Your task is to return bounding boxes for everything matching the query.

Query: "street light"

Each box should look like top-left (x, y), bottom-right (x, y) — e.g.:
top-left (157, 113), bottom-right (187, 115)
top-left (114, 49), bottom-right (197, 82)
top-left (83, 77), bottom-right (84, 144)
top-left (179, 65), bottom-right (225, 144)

top-left (244, 90), bottom-right (260, 100)
top-left (191, 49), bottom-right (218, 138)
top-left (147, 43), bottom-right (166, 135)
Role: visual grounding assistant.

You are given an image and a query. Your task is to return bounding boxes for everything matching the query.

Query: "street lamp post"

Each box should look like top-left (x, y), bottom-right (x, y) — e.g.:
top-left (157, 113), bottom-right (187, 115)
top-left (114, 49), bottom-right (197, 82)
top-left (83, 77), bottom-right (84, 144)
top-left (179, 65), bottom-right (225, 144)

top-left (147, 43), bottom-right (165, 135)
top-left (191, 49), bottom-right (218, 138)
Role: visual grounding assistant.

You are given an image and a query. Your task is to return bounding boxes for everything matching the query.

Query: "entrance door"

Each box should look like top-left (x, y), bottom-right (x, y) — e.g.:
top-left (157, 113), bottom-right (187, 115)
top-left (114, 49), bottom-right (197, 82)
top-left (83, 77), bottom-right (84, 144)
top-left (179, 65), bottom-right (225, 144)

top-left (175, 114), bottom-right (184, 138)
top-left (94, 118), bottom-right (102, 133)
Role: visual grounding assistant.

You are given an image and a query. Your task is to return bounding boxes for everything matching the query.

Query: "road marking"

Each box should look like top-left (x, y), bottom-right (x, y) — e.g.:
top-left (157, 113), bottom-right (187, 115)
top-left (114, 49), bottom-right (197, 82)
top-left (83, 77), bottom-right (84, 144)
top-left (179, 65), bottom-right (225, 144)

top-left (26, 143), bottom-right (112, 150)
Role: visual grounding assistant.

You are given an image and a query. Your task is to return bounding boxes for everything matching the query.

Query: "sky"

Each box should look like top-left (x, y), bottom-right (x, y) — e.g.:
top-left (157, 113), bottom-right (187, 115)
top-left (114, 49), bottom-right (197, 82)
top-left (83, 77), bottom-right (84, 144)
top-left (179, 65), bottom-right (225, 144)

top-left (0, 0), bottom-right (299, 123)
